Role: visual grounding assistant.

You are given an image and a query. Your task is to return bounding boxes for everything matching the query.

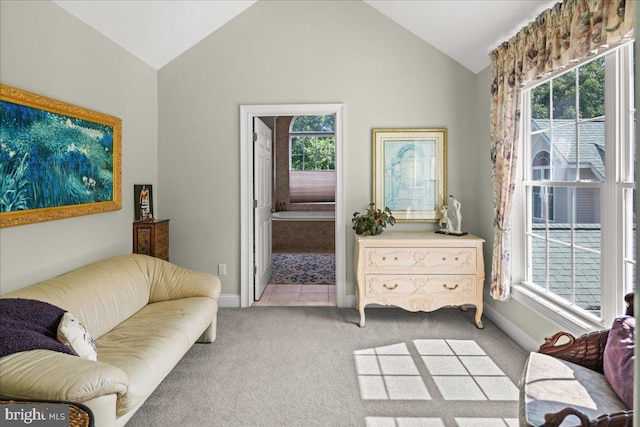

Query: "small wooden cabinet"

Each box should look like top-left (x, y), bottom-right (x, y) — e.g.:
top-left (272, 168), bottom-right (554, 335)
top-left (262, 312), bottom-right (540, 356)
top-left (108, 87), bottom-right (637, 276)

top-left (133, 219), bottom-right (169, 261)
top-left (354, 231), bottom-right (485, 328)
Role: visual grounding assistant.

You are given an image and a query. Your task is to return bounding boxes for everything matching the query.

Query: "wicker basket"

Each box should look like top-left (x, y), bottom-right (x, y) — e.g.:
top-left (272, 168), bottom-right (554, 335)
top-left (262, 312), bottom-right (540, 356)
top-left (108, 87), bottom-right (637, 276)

top-left (1, 400), bottom-right (94, 427)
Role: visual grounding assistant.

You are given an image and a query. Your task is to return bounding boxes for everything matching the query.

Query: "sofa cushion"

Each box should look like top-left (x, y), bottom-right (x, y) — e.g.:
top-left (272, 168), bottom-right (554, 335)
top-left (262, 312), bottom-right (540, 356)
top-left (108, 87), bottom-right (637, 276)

top-left (57, 312), bottom-right (98, 361)
top-left (94, 296), bottom-right (218, 417)
top-left (520, 352), bottom-right (628, 426)
top-left (603, 315), bottom-right (635, 408)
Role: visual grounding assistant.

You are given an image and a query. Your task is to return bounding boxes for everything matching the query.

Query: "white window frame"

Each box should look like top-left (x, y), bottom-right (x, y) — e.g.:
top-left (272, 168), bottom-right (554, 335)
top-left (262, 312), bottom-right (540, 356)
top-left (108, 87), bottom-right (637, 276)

top-left (289, 116), bottom-right (336, 171)
top-left (511, 43), bottom-right (635, 335)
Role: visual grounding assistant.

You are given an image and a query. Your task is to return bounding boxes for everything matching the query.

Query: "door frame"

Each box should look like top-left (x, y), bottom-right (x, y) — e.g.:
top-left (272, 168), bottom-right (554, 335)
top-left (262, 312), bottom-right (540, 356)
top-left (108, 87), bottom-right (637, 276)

top-left (240, 103), bottom-right (346, 308)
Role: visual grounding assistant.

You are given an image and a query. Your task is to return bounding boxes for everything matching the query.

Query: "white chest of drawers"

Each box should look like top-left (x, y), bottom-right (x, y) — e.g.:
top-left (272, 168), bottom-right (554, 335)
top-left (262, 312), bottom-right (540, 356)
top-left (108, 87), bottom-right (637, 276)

top-left (354, 231), bottom-right (485, 328)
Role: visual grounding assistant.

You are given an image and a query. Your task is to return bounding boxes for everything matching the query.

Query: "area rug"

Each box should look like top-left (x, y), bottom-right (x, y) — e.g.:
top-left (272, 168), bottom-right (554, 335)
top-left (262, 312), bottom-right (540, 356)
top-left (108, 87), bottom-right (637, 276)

top-left (269, 253), bottom-right (335, 285)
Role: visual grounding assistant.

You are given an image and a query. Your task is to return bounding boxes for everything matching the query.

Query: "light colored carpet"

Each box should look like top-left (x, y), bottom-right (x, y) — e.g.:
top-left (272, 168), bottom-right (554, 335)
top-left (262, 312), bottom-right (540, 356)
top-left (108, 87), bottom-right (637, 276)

top-left (127, 307), bottom-right (528, 427)
top-left (269, 253), bottom-right (335, 285)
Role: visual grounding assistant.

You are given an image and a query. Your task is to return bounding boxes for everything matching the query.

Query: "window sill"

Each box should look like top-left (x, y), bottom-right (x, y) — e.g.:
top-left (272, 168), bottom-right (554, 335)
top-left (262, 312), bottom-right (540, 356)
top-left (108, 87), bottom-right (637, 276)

top-left (510, 283), bottom-right (608, 336)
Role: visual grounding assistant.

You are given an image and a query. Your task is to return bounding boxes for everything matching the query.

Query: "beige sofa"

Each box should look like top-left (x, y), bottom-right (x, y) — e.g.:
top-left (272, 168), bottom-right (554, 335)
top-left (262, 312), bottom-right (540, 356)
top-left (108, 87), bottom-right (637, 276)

top-left (0, 254), bottom-right (221, 427)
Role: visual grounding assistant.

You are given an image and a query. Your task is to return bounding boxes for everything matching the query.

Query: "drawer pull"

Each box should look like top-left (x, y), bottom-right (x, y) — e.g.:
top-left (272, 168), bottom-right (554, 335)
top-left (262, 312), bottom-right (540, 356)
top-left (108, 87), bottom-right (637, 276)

top-left (382, 257), bottom-right (386, 260)
top-left (443, 284), bottom-right (459, 290)
top-left (455, 257), bottom-right (459, 261)
top-left (383, 283), bottom-right (398, 290)
top-left (442, 257), bottom-right (446, 261)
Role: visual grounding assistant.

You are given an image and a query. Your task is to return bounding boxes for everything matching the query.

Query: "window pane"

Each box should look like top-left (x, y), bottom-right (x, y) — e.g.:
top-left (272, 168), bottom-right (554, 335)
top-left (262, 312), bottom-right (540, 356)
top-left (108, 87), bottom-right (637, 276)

top-left (578, 57), bottom-right (605, 120)
top-left (574, 187), bottom-right (601, 225)
top-left (291, 115), bottom-right (336, 132)
top-left (573, 224), bottom-right (601, 255)
top-left (291, 137), bottom-right (303, 156)
top-left (553, 70), bottom-right (576, 120)
top-left (531, 82), bottom-right (550, 124)
top-left (574, 248), bottom-right (601, 314)
top-left (291, 115), bottom-right (335, 132)
top-left (548, 240), bottom-right (572, 301)
top-left (530, 185), bottom-right (559, 223)
top-left (529, 234), bottom-right (547, 288)
top-left (291, 154), bottom-right (304, 170)
top-left (551, 124), bottom-right (576, 181)
top-left (578, 121), bottom-right (605, 180)
top-left (532, 186), bottom-right (543, 220)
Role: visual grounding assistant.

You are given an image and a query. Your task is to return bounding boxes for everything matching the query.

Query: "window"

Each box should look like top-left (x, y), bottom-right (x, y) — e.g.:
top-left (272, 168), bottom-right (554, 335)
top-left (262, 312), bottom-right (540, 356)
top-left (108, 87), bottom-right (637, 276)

top-left (289, 115), bottom-right (336, 203)
top-left (521, 43), bottom-right (635, 326)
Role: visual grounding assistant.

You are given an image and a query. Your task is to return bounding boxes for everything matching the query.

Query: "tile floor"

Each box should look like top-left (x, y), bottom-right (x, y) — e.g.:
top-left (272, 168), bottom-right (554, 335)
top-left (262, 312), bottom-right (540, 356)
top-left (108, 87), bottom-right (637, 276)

top-left (253, 283), bottom-right (336, 306)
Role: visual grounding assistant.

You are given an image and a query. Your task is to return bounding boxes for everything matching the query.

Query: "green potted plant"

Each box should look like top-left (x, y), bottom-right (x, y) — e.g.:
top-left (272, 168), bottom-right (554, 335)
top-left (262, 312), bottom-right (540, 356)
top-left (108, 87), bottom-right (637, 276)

top-left (352, 203), bottom-right (396, 235)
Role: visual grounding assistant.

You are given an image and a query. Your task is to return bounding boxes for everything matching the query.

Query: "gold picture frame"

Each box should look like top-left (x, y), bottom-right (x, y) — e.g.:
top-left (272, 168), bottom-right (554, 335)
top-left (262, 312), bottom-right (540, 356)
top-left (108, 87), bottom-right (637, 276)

top-left (0, 84), bottom-right (122, 228)
top-left (372, 128), bottom-right (447, 222)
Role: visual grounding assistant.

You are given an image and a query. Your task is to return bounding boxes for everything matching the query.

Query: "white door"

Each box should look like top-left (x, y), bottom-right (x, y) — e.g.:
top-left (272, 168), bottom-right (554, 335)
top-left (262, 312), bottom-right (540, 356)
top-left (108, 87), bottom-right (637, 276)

top-left (253, 118), bottom-right (273, 300)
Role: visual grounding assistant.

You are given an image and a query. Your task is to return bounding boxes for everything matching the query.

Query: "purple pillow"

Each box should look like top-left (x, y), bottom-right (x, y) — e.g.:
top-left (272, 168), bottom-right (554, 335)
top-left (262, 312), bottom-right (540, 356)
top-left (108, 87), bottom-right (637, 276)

top-left (603, 315), bottom-right (635, 408)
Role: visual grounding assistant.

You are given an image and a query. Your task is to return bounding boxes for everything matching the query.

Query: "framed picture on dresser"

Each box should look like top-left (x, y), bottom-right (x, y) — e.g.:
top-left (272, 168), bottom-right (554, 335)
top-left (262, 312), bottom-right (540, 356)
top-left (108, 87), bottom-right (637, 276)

top-left (372, 128), bottom-right (447, 222)
top-left (134, 184), bottom-right (153, 221)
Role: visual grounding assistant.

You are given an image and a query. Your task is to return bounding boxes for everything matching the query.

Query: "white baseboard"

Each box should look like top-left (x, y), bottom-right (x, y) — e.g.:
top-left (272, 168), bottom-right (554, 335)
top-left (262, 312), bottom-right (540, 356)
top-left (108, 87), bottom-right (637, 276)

top-left (218, 294), bottom-right (241, 308)
top-left (483, 303), bottom-right (539, 352)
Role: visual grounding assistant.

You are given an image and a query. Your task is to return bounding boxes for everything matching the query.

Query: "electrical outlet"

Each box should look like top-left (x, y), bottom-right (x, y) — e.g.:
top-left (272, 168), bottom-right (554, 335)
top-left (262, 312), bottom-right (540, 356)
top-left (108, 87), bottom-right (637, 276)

top-left (218, 264), bottom-right (227, 276)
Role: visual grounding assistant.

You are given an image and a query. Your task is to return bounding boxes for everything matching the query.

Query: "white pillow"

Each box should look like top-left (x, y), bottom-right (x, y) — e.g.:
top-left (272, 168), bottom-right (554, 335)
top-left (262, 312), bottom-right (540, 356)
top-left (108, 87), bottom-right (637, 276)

top-left (57, 312), bottom-right (97, 361)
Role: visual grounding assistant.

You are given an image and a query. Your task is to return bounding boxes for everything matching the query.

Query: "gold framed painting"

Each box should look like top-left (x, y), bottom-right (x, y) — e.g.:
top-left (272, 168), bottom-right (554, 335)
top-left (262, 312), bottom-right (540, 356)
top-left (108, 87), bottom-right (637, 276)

top-left (0, 84), bottom-right (122, 228)
top-left (372, 128), bottom-right (447, 222)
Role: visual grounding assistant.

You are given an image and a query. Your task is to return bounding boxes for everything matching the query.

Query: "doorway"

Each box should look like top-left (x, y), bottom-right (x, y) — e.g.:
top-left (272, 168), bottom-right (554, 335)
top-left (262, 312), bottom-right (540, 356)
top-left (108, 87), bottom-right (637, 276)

top-left (240, 104), bottom-right (345, 308)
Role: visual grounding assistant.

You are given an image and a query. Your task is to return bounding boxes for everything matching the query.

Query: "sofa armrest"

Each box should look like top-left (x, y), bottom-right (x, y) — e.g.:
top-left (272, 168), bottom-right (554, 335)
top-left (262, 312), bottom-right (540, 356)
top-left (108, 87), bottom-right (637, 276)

top-left (141, 256), bottom-right (221, 303)
top-left (543, 407), bottom-right (633, 427)
top-left (0, 350), bottom-right (128, 404)
top-left (538, 329), bottom-right (609, 374)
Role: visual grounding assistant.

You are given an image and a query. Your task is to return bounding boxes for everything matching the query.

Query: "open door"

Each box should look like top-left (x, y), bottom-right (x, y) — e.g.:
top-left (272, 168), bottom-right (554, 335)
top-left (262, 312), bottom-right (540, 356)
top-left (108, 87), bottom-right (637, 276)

top-left (253, 117), bottom-right (273, 300)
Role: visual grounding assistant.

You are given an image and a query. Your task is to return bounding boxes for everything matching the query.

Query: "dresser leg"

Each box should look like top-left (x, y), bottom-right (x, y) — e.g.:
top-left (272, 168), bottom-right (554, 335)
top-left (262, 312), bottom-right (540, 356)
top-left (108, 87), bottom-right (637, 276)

top-left (475, 310), bottom-right (484, 329)
top-left (358, 306), bottom-right (366, 327)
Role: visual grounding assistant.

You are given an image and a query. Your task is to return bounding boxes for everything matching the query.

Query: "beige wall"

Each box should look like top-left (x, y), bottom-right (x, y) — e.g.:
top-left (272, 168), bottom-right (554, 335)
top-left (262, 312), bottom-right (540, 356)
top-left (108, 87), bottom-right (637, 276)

top-left (157, 0), bottom-right (477, 296)
top-left (0, 0), bottom-right (585, 348)
top-left (0, 1), bottom-right (158, 294)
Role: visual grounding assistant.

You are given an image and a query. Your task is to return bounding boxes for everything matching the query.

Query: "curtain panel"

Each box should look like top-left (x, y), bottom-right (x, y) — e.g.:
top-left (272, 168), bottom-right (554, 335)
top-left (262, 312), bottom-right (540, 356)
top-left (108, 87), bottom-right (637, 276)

top-left (489, 0), bottom-right (634, 301)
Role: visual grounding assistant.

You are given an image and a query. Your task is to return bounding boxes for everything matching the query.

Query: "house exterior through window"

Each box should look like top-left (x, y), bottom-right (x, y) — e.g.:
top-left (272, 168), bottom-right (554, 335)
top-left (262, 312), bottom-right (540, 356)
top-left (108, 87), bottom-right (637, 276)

top-left (520, 43), bottom-right (635, 327)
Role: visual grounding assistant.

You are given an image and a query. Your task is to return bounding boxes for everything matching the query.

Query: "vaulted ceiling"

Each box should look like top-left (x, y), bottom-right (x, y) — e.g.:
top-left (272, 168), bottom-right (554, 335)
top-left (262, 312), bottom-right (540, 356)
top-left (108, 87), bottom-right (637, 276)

top-left (53, 0), bottom-right (557, 73)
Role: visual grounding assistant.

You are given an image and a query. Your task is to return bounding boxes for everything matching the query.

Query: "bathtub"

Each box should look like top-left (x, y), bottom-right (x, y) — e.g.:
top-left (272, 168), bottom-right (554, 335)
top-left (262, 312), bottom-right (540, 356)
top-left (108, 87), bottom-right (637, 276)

top-left (272, 211), bottom-right (335, 221)
top-left (271, 211), bottom-right (335, 252)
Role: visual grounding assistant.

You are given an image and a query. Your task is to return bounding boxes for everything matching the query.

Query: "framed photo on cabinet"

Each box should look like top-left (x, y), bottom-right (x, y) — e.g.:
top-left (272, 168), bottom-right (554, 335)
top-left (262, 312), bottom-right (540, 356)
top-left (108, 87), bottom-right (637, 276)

top-left (134, 184), bottom-right (153, 221)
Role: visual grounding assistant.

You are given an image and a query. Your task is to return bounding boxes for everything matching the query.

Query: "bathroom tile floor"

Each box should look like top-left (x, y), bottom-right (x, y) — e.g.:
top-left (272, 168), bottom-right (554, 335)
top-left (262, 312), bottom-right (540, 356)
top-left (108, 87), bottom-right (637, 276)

top-left (253, 284), bottom-right (336, 306)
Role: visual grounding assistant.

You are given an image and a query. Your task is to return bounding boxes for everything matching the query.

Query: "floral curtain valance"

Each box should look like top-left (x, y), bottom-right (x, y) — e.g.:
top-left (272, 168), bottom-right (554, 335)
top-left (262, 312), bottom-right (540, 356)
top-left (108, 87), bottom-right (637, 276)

top-left (498, 0), bottom-right (634, 85)
top-left (488, 0), bottom-right (634, 302)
